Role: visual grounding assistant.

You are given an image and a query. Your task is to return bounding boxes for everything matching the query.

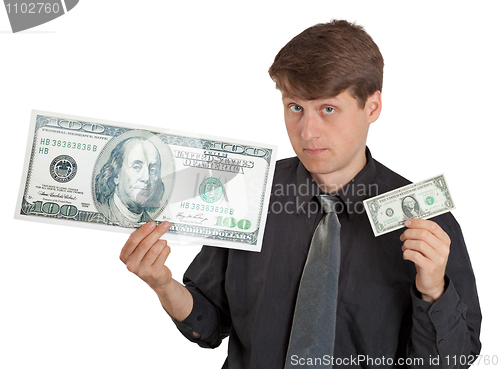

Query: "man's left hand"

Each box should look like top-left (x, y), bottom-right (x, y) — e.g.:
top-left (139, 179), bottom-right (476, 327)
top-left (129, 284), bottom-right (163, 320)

top-left (400, 218), bottom-right (451, 303)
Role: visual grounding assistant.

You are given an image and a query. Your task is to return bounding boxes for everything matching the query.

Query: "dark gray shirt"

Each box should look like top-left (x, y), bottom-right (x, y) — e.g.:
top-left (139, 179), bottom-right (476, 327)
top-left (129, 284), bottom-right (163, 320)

top-left (174, 148), bottom-right (481, 368)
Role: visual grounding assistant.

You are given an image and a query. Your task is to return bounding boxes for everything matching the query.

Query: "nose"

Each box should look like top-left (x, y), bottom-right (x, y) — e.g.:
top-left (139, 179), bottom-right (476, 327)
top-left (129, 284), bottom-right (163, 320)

top-left (138, 165), bottom-right (151, 183)
top-left (300, 111), bottom-right (321, 141)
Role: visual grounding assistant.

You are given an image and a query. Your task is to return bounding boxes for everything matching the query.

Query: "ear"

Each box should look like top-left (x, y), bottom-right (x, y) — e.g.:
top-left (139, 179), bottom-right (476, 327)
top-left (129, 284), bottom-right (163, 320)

top-left (365, 91), bottom-right (382, 124)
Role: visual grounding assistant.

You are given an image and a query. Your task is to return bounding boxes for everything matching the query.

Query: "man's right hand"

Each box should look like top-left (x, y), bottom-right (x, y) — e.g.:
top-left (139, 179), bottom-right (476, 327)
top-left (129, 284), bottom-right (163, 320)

top-left (119, 221), bottom-right (173, 290)
top-left (119, 221), bottom-right (195, 324)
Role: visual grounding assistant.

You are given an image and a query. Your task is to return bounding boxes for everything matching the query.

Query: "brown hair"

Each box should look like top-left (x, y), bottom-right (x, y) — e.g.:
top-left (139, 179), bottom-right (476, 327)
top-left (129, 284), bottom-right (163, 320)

top-left (268, 20), bottom-right (384, 108)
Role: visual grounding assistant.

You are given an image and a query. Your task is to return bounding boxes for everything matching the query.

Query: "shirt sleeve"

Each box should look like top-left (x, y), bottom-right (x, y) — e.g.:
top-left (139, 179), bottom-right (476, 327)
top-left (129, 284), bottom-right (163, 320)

top-left (407, 214), bottom-right (482, 368)
top-left (172, 287), bottom-right (227, 348)
top-left (171, 245), bottom-right (232, 349)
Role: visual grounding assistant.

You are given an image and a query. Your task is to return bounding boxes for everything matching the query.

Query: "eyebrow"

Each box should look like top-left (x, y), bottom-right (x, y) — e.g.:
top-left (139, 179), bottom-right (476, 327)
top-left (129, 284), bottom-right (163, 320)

top-left (281, 95), bottom-right (342, 103)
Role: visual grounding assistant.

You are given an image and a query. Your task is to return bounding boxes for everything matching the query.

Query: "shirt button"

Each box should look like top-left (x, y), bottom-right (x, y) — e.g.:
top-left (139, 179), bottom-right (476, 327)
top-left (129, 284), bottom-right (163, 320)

top-left (417, 307), bottom-right (424, 312)
top-left (438, 339), bottom-right (445, 345)
top-left (431, 310), bottom-right (441, 315)
top-left (197, 315), bottom-right (203, 321)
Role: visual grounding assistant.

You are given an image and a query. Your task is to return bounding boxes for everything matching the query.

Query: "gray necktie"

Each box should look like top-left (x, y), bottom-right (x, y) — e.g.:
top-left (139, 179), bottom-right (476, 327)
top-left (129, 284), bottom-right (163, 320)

top-left (285, 194), bottom-right (341, 368)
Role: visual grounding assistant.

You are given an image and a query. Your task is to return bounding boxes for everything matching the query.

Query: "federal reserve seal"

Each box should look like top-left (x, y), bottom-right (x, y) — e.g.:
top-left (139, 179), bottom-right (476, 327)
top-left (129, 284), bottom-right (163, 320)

top-left (199, 177), bottom-right (223, 203)
top-left (50, 155), bottom-right (77, 183)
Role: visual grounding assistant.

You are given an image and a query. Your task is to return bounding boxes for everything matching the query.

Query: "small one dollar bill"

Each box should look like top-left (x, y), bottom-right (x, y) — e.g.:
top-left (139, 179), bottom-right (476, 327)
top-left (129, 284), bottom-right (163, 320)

top-left (15, 110), bottom-right (277, 251)
top-left (363, 175), bottom-right (455, 237)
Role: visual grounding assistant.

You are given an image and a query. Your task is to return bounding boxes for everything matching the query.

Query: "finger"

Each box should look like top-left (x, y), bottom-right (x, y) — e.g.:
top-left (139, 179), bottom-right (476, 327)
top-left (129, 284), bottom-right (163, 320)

top-left (120, 221), bottom-right (157, 263)
top-left (400, 228), bottom-right (442, 253)
top-left (403, 219), bottom-right (450, 244)
top-left (140, 239), bottom-right (169, 269)
top-left (402, 239), bottom-right (440, 262)
top-left (400, 225), bottom-right (450, 259)
top-left (128, 221), bottom-right (171, 265)
top-left (403, 248), bottom-right (432, 269)
top-left (138, 243), bottom-right (172, 288)
top-left (400, 227), bottom-right (437, 243)
top-left (152, 241), bottom-right (171, 269)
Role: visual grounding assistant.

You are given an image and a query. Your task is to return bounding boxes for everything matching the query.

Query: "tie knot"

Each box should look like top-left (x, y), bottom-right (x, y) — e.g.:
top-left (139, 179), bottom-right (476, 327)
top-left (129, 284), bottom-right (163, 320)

top-left (317, 194), bottom-right (341, 214)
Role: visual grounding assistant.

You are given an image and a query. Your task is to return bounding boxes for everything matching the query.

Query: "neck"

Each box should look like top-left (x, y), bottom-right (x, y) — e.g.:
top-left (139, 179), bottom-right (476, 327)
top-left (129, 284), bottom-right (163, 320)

top-left (311, 153), bottom-right (367, 193)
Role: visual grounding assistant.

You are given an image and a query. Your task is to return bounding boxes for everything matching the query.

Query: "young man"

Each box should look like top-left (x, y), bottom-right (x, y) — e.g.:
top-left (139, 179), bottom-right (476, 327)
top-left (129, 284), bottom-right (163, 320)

top-left (119, 20), bottom-right (481, 368)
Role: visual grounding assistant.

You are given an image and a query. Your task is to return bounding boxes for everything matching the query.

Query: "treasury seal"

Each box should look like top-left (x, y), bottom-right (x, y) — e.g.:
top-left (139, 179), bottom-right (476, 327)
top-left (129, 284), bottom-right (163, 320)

top-left (50, 155), bottom-right (78, 183)
top-left (199, 177), bottom-right (224, 203)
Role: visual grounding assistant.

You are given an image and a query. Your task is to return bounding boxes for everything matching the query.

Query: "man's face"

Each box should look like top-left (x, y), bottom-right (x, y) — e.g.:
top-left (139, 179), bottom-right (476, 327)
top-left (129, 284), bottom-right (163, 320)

top-left (282, 90), bottom-right (381, 191)
top-left (114, 140), bottom-right (161, 213)
top-left (404, 198), bottom-right (416, 210)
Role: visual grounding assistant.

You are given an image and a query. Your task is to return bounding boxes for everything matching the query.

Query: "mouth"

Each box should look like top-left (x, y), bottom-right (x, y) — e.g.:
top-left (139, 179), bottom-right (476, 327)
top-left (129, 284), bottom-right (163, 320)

top-left (135, 188), bottom-right (153, 205)
top-left (303, 148), bottom-right (328, 155)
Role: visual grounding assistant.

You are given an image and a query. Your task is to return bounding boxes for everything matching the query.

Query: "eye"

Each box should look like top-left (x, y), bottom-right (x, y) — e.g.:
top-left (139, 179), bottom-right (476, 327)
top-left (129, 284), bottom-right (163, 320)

top-left (289, 104), bottom-right (303, 113)
top-left (132, 163), bottom-right (142, 172)
top-left (322, 106), bottom-right (335, 114)
top-left (150, 166), bottom-right (158, 177)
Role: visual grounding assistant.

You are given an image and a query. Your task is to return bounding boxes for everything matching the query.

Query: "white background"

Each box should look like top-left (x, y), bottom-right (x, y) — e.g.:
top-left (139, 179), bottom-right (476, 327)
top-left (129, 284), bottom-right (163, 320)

top-left (1, 1), bottom-right (499, 368)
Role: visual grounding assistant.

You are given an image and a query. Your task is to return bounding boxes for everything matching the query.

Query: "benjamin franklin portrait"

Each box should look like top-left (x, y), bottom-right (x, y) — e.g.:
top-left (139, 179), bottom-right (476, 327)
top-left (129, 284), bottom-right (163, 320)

top-left (94, 131), bottom-right (174, 227)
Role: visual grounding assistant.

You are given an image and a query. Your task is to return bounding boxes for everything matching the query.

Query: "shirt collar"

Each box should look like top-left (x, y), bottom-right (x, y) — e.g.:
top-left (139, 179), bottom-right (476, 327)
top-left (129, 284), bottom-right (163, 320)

top-left (295, 147), bottom-right (377, 220)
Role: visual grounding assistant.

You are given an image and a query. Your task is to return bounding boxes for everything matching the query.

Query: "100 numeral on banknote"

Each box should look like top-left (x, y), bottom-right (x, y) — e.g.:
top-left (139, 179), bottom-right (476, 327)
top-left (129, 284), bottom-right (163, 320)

top-left (15, 110), bottom-right (277, 251)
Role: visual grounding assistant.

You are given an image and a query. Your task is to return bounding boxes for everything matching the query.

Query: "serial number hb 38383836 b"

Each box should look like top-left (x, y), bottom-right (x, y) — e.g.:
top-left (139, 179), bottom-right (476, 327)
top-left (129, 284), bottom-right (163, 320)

top-left (39, 138), bottom-right (98, 152)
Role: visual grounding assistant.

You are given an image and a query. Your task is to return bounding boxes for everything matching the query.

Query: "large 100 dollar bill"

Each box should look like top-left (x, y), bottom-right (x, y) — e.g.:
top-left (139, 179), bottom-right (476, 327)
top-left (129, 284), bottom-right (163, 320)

top-left (363, 175), bottom-right (455, 237)
top-left (15, 110), bottom-right (277, 251)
